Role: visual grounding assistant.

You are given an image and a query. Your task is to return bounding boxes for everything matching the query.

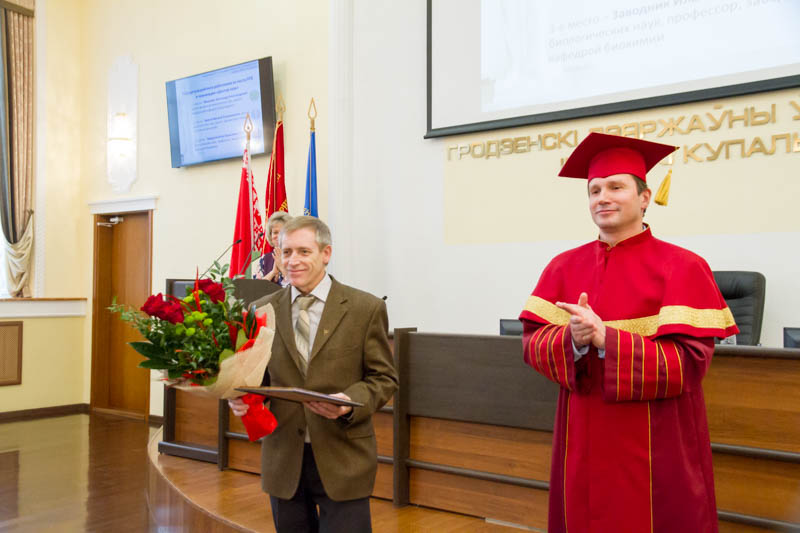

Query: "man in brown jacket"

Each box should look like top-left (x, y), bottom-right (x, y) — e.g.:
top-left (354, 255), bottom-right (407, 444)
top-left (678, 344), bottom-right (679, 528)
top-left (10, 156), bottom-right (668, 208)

top-left (229, 216), bottom-right (397, 533)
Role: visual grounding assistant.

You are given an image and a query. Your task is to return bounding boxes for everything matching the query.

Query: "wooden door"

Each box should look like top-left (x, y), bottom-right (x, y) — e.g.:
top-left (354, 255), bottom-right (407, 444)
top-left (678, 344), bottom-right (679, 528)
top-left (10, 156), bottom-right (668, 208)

top-left (90, 211), bottom-right (152, 418)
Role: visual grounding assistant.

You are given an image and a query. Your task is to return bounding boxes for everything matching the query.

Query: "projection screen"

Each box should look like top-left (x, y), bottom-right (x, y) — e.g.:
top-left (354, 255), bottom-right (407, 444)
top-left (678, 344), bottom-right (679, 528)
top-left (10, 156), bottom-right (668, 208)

top-left (427, 0), bottom-right (800, 137)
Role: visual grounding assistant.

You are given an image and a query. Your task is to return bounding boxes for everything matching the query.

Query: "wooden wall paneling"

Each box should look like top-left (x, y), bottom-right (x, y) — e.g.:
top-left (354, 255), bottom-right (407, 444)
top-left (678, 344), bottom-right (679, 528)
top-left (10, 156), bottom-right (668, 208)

top-left (405, 333), bottom-right (558, 430)
top-left (228, 407), bottom-right (247, 434)
top-left (224, 403), bottom-right (255, 474)
top-left (373, 462), bottom-right (394, 500)
top-left (718, 520), bottom-right (784, 533)
top-left (408, 468), bottom-right (549, 531)
top-left (409, 417), bottom-right (552, 482)
top-left (173, 389), bottom-right (218, 448)
top-left (713, 345), bottom-right (800, 359)
top-left (374, 410), bottom-right (393, 458)
top-left (149, 423), bottom-right (549, 532)
top-left (224, 423), bottom-right (395, 499)
top-left (705, 354), bottom-right (800, 453)
top-left (718, 513), bottom-right (800, 533)
top-left (227, 439), bottom-right (261, 474)
top-left (0, 321), bottom-right (22, 385)
top-left (713, 453), bottom-right (800, 524)
top-left (392, 327), bottom-right (415, 507)
top-left (153, 333), bottom-right (800, 530)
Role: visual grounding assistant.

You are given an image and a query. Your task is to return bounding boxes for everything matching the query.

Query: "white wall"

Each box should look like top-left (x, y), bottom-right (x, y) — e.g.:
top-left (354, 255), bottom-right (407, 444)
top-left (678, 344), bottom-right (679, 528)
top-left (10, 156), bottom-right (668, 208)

top-left (32, 0), bottom-right (330, 416)
top-left (340, 1), bottom-right (800, 348)
top-left (24, 1), bottom-right (797, 418)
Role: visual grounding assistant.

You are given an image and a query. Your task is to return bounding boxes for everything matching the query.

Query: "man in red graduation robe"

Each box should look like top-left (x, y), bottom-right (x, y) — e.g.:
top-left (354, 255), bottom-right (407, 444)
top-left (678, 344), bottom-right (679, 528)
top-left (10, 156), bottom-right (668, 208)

top-left (519, 132), bottom-right (738, 533)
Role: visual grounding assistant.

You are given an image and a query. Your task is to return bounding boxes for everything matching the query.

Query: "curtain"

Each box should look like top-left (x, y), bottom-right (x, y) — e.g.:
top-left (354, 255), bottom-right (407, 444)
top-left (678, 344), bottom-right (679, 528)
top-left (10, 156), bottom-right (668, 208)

top-left (4, 1), bottom-right (34, 10)
top-left (0, 5), bottom-right (34, 297)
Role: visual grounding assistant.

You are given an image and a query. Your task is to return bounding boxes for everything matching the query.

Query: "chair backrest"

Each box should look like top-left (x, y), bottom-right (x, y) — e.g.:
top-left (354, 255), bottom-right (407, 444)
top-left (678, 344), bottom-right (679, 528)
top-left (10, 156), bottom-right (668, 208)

top-left (712, 271), bottom-right (766, 346)
top-left (499, 318), bottom-right (523, 336)
top-left (166, 278), bottom-right (281, 307)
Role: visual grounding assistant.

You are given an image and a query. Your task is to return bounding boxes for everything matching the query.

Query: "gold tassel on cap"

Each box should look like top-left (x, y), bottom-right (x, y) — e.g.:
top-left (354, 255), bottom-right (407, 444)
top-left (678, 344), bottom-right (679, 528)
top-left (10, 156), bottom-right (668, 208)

top-left (654, 169), bottom-right (672, 206)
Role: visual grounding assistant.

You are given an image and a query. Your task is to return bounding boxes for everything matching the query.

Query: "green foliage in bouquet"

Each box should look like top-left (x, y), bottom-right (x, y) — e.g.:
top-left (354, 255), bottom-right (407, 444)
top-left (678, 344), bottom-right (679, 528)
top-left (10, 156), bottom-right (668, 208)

top-left (109, 261), bottom-right (262, 385)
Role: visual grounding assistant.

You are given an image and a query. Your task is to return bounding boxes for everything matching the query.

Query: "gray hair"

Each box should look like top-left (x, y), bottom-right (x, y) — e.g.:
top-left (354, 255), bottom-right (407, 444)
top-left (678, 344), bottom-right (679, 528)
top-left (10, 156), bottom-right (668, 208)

top-left (266, 211), bottom-right (292, 246)
top-left (278, 216), bottom-right (332, 250)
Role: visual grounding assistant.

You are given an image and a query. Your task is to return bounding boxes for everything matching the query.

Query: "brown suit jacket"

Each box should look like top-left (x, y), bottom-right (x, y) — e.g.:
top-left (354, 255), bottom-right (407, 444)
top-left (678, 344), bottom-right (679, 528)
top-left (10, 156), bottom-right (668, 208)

top-left (251, 277), bottom-right (398, 501)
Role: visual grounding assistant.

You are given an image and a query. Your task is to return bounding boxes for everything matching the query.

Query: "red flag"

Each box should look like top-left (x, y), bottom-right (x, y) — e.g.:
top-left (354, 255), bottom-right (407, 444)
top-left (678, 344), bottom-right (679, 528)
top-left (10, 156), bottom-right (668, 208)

top-left (262, 119), bottom-right (288, 255)
top-left (249, 148), bottom-right (266, 253)
top-left (230, 143), bottom-right (262, 277)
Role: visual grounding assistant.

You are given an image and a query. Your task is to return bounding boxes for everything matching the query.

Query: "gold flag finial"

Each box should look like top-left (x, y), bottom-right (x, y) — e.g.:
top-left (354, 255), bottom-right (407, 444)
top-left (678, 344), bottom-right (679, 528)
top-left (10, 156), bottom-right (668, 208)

top-left (243, 113), bottom-right (254, 141)
top-left (276, 94), bottom-right (286, 122)
top-left (307, 97), bottom-right (317, 132)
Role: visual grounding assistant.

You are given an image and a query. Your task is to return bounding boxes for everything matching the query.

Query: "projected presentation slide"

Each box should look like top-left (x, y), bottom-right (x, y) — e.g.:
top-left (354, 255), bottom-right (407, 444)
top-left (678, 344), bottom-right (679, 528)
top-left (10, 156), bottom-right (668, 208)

top-left (173, 60), bottom-right (264, 166)
top-left (430, 0), bottom-right (800, 134)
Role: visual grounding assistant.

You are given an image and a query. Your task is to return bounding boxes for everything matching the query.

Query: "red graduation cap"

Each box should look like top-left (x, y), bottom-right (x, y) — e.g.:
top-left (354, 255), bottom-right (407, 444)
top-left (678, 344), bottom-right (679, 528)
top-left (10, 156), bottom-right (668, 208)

top-left (559, 132), bottom-right (677, 183)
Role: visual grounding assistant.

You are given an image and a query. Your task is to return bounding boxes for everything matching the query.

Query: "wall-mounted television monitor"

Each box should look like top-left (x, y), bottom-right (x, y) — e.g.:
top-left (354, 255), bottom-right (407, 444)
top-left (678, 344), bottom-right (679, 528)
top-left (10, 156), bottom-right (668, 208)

top-left (166, 57), bottom-right (276, 168)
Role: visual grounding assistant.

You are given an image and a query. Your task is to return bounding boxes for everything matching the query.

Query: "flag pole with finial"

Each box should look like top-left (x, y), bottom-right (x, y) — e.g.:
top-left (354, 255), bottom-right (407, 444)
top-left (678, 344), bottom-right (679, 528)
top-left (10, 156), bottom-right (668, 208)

top-left (243, 113), bottom-right (255, 274)
top-left (307, 97), bottom-right (317, 131)
top-left (304, 98), bottom-right (318, 217)
top-left (276, 93), bottom-right (286, 123)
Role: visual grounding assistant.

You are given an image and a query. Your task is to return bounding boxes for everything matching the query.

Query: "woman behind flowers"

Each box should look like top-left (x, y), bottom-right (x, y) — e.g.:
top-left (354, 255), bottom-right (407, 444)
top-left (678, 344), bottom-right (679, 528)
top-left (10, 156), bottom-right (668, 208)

top-left (257, 211), bottom-right (292, 285)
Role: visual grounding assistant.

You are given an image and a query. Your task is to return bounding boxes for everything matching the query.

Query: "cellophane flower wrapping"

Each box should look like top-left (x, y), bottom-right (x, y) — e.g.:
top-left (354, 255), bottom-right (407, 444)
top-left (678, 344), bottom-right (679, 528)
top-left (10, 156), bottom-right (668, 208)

top-left (171, 303), bottom-right (277, 441)
top-left (109, 264), bottom-right (278, 442)
top-left (171, 303), bottom-right (274, 399)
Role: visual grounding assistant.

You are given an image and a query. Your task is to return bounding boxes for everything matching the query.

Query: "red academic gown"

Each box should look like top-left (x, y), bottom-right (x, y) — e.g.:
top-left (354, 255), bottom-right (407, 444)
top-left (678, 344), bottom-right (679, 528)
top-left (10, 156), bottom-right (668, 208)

top-left (519, 227), bottom-right (738, 533)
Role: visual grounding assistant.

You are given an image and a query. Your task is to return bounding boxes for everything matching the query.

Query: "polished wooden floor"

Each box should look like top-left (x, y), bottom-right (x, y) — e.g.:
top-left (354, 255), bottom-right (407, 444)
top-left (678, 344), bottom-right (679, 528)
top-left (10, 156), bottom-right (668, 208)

top-left (0, 414), bottom-right (521, 532)
top-left (0, 413), bottom-right (159, 532)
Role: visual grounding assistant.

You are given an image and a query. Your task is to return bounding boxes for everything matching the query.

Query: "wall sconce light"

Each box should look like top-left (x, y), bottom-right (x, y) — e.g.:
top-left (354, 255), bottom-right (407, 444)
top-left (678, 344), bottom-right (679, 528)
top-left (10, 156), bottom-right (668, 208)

top-left (108, 111), bottom-right (134, 180)
top-left (107, 56), bottom-right (138, 193)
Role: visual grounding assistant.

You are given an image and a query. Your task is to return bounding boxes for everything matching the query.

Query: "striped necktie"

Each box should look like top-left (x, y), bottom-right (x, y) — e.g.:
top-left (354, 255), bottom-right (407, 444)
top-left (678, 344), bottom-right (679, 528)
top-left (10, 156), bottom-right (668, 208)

top-left (294, 295), bottom-right (315, 377)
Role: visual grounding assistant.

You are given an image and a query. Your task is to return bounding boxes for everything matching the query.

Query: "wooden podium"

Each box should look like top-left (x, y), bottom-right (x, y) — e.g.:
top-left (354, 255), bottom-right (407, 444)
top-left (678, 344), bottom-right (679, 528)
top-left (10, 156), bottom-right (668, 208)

top-left (158, 326), bottom-right (800, 531)
top-left (387, 333), bottom-right (800, 532)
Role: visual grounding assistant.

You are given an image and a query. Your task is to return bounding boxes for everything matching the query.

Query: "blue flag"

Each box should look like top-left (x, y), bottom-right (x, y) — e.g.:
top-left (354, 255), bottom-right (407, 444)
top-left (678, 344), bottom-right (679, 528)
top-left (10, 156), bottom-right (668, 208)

top-left (304, 131), bottom-right (318, 217)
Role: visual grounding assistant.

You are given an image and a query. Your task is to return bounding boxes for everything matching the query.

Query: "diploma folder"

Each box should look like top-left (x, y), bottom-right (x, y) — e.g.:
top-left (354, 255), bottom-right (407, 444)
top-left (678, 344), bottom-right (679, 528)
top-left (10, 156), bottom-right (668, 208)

top-left (235, 387), bottom-right (364, 407)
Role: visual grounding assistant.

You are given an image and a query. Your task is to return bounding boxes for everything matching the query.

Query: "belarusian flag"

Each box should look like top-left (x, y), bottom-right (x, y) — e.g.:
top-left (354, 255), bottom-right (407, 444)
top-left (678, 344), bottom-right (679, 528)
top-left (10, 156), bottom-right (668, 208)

top-left (229, 139), bottom-right (264, 277)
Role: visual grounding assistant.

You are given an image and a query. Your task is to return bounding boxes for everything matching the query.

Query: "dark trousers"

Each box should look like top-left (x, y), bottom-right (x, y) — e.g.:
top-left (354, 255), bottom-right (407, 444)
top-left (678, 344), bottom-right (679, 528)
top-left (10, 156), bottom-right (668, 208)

top-left (270, 444), bottom-right (372, 533)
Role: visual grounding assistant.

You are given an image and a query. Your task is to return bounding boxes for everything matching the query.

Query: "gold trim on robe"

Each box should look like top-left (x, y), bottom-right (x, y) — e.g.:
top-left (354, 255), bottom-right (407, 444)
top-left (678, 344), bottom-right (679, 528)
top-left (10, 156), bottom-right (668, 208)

top-left (523, 295), bottom-right (736, 336)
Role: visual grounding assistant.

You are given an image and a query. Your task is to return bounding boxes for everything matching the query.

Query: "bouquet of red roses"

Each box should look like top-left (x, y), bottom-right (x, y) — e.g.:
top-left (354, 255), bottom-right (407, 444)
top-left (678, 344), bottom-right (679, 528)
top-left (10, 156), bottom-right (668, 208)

top-left (110, 262), bottom-right (276, 441)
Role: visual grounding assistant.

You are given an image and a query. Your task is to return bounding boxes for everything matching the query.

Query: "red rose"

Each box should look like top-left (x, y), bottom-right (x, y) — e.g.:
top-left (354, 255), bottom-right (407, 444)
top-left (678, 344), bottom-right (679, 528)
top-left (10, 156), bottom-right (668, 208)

top-left (141, 293), bottom-right (166, 317)
top-left (197, 279), bottom-right (226, 303)
top-left (160, 302), bottom-right (185, 324)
